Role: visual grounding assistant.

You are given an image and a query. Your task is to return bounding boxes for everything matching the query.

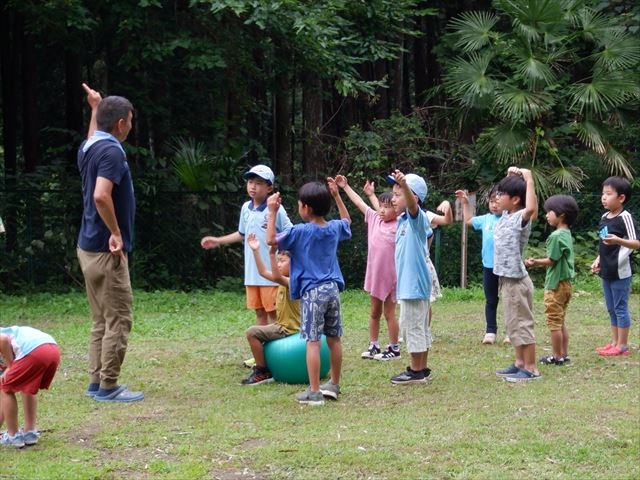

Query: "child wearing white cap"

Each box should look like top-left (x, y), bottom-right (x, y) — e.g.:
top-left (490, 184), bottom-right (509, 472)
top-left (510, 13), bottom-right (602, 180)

top-left (386, 170), bottom-right (434, 385)
top-left (200, 165), bottom-right (293, 327)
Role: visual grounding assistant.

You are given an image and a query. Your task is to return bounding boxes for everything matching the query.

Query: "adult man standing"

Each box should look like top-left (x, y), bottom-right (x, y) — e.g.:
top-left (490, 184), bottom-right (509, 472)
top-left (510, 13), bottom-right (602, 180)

top-left (77, 83), bottom-right (144, 402)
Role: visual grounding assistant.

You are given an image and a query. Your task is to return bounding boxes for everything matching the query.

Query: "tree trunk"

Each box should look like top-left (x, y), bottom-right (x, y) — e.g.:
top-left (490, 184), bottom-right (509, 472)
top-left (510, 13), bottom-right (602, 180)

top-left (391, 36), bottom-right (405, 113)
top-left (302, 74), bottom-right (324, 178)
top-left (22, 28), bottom-right (40, 173)
top-left (273, 72), bottom-right (292, 185)
top-left (413, 17), bottom-right (433, 106)
top-left (373, 59), bottom-right (389, 120)
top-left (65, 50), bottom-right (83, 166)
top-left (1, 10), bottom-right (19, 254)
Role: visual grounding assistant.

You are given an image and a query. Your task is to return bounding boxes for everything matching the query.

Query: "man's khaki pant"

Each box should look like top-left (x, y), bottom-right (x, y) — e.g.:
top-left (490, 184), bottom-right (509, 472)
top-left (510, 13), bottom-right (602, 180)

top-left (77, 248), bottom-right (133, 390)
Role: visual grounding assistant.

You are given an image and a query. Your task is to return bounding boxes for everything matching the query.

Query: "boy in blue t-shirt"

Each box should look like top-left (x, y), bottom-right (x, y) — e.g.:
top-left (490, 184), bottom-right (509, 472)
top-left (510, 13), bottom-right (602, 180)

top-left (267, 179), bottom-right (351, 405)
top-left (387, 170), bottom-right (433, 385)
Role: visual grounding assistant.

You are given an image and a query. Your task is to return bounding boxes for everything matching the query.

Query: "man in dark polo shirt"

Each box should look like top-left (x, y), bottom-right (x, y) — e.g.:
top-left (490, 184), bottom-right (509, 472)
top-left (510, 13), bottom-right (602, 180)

top-left (76, 83), bottom-right (143, 403)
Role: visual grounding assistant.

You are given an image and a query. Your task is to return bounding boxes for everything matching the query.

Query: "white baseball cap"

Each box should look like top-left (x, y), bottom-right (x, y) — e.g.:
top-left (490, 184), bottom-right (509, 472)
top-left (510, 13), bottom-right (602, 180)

top-left (243, 165), bottom-right (275, 185)
top-left (386, 173), bottom-right (428, 203)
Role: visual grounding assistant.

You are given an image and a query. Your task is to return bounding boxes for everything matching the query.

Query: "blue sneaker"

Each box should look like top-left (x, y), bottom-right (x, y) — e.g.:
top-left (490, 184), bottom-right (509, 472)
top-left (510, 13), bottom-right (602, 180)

top-left (22, 430), bottom-right (40, 446)
top-left (1, 432), bottom-right (25, 448)
top-left (495, 364), bottom-right (520, 377)
top-left (94, 385), bottom-right (145, 402)
top-left (505, 368), bottom-right (542, 382)
top-left (84, 383), bottom-right (100, 397)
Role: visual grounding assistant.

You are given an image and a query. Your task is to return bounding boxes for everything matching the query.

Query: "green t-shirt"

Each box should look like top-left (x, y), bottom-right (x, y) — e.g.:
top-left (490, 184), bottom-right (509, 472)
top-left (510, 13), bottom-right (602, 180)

top-left (545, 228), bottom-right (575, 290)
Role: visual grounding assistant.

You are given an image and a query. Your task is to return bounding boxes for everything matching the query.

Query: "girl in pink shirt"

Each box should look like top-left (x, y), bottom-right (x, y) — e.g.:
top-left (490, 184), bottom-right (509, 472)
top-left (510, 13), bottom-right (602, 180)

top-left (335, 175), bottom-right (401, 361)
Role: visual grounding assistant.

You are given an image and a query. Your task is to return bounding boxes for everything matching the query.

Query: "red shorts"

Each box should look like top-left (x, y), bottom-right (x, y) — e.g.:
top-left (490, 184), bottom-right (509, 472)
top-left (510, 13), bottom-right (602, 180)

top-left (1, 343), bottom-right (60, 395)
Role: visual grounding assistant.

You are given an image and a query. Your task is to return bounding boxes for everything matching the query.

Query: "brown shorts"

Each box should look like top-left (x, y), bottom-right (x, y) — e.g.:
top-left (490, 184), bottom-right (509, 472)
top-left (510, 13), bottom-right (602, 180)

top-left (501, 276), bottom-right (535, 347)
top-left (544, 281), bottom-right (572, 331)
top-left (245, 323), bottom-right (289, 343)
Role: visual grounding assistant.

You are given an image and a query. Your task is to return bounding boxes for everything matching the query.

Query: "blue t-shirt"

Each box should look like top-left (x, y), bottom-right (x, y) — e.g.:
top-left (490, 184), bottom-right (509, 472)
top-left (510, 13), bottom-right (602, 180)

top-left (395, 209), bottom-right (432, 300)
top-left (238, 199), bottom-right (292, 286)
top-left (0, 326), bottom-right (56, 364)
top-left (77, 134), bottom-right (135, 252)
top-left (471, 213), bottom-right (501, 268)
top-left (276, 219), bottom-right (351, 299)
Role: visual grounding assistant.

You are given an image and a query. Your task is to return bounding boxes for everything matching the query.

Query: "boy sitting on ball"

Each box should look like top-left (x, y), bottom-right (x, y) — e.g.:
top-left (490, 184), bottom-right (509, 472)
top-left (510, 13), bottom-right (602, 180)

top-left (241, 233), bottom-right (300, 385)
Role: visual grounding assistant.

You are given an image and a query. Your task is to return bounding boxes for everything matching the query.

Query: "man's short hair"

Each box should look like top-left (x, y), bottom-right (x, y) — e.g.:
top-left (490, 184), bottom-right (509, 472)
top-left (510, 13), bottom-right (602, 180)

top-left (96, 96), bottom-right (134, 133)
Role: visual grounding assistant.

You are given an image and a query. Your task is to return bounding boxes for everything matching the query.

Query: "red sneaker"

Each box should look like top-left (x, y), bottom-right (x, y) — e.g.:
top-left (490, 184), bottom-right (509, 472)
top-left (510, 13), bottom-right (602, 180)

top-left (595, 343), bottom-right (614, 353)
top-left (599, 346), bottom-right (630, 357)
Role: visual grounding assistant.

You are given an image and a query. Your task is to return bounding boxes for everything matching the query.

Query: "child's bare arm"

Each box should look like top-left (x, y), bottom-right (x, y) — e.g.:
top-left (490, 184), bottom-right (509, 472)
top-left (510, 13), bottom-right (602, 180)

top-left (602, 235), bottom-right (640, 250)
top-left (0, 334), bottom-right (15, 368)
top-left (200, 231), bottom-right (242, 249)
top-left (334, 175), bottom-right (369, 215)
top-left (363, 181), bottom-right (380, 210)
top-left (328, 177), bottom-right (351, 224)
top-left (247, 233), bottom-right (276, 282)
top-left (525, 257), bottom-right (555, 268)
top-left (510, 167), bottom-right (538, 222)
top-left (392, 170), bottom-right (418, 216)
top-left (430, 200), bottom-right (453, 226)
top-left (266, 193), bottom-right (281, 246)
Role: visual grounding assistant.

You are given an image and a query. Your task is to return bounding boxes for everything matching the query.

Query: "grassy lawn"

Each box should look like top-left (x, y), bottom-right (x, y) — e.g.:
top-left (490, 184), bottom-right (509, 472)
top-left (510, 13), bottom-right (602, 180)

top-left (0, 284), bottom-right (638, 479)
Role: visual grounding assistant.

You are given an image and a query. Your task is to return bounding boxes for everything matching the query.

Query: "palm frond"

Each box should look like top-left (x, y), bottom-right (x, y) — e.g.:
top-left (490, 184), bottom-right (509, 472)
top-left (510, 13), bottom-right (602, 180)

top-left (493, 84), bottom-right (555, 122)
top-left (518, 55), bottom-right (559, 88)
top-left (169, 137), bottom-right (214, 191)
top-left (545, 165), bottom-right (585, 191)
top-left (591, 30), bottom-right (640, 72)
top-left (443, 51), bottom-right (496, 109)
top-left (448, 11), bottom-right (500, 53)
top-left (476, 123), bottom-right (532, 164)
top-left (602, 147), bottom-right (636, 179)
top-left (573, 119), bottom-right (608, 154)
top-left (495, 0), bottom-right (569, 44)
top-left (567, 72), bottom-right (639, 115)
top-left (573, 7), bottom-right (613, 43)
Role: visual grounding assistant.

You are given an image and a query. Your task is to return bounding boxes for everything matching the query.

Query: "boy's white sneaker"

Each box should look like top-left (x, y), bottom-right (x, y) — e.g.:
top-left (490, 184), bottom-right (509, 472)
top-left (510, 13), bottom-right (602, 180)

top-left (482, 333), bottom-right (496, 344)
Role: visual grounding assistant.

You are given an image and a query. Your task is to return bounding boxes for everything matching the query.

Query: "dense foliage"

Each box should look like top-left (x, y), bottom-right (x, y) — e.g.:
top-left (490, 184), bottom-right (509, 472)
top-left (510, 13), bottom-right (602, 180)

top-left (0, 0), bottom-right (638, 292)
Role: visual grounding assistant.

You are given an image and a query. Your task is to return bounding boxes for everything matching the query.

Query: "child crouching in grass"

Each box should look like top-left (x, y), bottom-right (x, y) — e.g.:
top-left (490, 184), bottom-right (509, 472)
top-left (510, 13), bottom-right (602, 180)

top-left (0, 325), bottom-right (60, 448)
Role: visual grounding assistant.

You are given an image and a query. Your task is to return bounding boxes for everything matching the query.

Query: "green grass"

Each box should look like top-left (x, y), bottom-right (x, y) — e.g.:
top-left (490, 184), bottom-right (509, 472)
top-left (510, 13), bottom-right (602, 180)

top-left (0, 284), bottom-right (638, 479)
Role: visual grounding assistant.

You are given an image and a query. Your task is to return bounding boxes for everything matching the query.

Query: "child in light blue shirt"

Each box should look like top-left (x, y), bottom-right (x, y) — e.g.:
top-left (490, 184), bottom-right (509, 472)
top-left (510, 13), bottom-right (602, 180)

top-left (387, 170), bottom-right (433, 385)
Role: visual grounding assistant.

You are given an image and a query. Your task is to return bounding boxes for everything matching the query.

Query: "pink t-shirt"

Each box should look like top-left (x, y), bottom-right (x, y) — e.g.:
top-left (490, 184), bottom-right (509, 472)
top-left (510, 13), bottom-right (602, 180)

top-left (364, 207), bottom-right (397, 302)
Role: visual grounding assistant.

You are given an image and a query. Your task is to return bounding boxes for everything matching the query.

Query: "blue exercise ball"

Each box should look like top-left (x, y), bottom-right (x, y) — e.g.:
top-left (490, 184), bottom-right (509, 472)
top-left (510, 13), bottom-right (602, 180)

top-left (264, 332), bottom-right (331, 384)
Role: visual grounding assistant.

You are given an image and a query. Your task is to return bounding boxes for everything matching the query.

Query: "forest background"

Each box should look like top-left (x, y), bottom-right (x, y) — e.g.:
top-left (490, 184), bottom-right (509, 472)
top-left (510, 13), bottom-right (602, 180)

top-left (0, 0), bottom-right (638, 293)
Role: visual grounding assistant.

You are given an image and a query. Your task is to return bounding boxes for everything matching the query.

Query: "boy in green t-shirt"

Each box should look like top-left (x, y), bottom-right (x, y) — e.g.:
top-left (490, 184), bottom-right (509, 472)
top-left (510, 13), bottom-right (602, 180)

top-left (525, 195), bottom-right (578, 366)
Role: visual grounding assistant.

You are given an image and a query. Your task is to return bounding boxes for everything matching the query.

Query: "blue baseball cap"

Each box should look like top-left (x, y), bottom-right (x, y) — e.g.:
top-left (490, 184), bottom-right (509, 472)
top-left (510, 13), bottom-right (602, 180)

top-left (386, 173), bottom-right (428, 203)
